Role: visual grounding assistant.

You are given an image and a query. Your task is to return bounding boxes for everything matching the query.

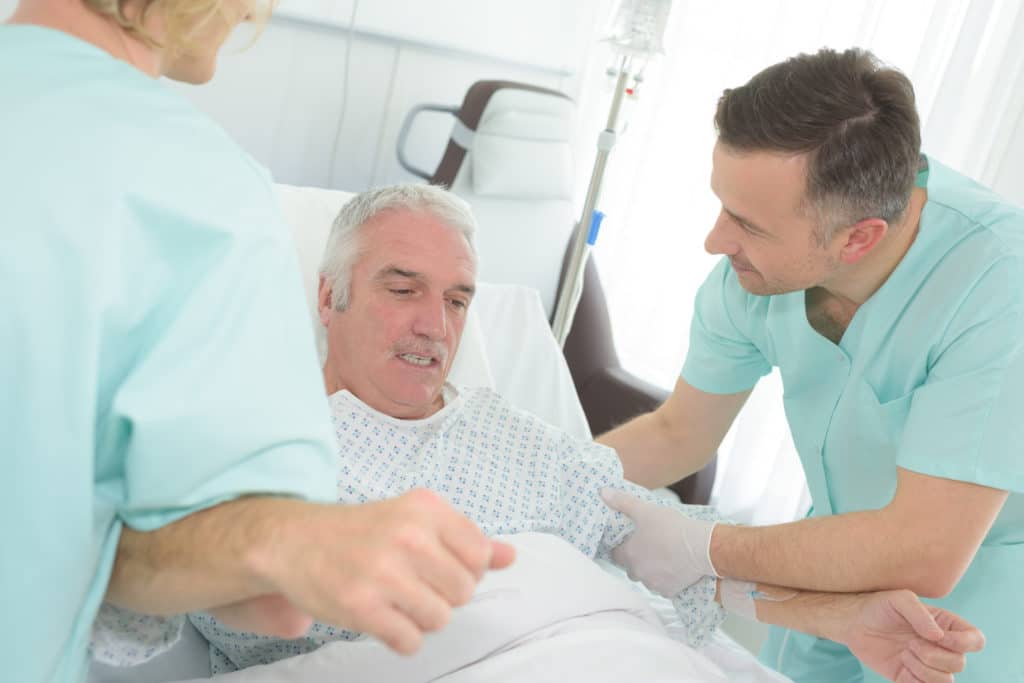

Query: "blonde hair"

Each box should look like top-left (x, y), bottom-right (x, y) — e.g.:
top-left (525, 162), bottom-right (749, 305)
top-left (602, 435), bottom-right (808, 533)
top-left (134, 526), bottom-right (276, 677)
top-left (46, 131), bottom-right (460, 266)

top-left (83, 0), bottom-right (271, 55)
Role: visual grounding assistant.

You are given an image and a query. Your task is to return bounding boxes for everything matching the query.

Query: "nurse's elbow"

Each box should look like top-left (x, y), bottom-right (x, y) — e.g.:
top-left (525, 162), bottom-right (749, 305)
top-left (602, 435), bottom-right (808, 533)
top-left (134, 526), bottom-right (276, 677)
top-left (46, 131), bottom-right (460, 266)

top-left (903, 557), bottom-right (968, 599)
top-left (908, 577), bottom-right (954, 600)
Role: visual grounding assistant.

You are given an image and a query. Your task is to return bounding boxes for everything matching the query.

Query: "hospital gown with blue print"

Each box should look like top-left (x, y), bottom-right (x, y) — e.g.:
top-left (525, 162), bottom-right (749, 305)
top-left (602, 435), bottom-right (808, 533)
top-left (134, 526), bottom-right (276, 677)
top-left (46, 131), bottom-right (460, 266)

top-left (103, 385), bottom-right (726, 672)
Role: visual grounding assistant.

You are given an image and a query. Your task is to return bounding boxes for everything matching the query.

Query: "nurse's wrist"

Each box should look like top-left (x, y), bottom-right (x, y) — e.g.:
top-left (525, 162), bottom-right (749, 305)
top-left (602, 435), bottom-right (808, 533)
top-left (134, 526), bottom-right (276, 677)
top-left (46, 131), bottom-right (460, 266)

top-left (707, 522), bottom-right (739, 578)
top-left (237, 497), bottom-right (315, 595)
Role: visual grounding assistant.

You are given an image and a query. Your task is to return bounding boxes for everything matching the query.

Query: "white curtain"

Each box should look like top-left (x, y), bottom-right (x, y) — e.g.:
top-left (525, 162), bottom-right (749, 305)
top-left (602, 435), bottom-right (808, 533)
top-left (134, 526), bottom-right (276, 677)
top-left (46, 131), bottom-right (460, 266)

top-left (572, 0), bottom-right (1024, 524)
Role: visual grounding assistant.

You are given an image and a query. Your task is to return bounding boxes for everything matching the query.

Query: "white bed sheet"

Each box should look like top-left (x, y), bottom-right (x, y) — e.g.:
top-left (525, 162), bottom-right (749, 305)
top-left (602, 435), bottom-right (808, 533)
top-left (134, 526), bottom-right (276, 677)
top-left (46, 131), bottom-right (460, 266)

top-left (169, 534), bottom-right (787, 683)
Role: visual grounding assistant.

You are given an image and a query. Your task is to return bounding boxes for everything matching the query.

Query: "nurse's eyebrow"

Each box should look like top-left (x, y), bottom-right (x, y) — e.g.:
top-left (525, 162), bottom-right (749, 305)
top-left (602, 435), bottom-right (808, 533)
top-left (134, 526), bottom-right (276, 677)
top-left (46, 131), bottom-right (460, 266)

top-left (723, 208), bottom-right (772, 237)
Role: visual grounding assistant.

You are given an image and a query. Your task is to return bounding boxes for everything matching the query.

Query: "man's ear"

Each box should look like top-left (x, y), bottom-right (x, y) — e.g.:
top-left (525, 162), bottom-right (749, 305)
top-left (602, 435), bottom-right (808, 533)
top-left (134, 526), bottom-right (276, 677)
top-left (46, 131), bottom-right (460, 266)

top-left (317, 275), bottom-right (333, 327)
top-left (837, 218), bottom-right (888, 264)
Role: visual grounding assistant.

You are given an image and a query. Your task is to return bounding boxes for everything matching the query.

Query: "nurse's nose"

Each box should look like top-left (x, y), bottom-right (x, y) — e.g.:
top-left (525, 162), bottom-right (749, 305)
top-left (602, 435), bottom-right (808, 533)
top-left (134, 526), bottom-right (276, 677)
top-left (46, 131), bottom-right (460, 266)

top-left (705, 210), bottom-right (738, 256)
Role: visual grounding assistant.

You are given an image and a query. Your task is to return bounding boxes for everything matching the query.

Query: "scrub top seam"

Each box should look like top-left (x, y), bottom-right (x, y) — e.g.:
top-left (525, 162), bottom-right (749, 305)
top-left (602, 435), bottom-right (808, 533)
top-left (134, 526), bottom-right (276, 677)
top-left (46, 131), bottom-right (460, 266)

top-left (925, 257), bottom-right (1021, 373)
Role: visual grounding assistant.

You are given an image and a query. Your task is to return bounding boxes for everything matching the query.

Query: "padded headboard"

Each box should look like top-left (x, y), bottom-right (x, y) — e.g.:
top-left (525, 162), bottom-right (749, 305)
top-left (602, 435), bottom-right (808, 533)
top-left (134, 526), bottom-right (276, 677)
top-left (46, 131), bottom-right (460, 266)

top-left (424, 81), bottom-right (579, 317)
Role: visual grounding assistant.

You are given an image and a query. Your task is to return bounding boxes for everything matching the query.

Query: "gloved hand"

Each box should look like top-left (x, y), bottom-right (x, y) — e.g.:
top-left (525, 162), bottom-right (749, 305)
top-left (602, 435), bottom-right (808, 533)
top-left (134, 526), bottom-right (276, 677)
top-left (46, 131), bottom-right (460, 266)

top-left (600, 488), bottom-right (719, 598)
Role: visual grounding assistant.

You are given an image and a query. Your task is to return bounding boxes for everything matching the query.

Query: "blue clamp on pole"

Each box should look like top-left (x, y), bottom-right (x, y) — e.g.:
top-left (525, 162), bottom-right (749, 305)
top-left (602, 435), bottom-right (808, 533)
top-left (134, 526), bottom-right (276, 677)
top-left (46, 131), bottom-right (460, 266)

top-left (587, 210), bottom-right (605, 246)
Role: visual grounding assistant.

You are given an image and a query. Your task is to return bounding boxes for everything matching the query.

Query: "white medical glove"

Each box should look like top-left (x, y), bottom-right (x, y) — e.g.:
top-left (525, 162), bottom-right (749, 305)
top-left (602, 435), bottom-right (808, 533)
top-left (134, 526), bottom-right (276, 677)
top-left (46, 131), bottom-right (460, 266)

top-left (600, 488), bottom-right (719, 598)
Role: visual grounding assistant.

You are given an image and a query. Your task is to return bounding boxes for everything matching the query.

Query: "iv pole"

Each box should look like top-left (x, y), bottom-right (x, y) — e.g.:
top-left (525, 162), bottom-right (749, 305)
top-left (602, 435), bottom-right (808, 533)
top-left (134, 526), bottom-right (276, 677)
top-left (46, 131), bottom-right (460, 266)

top-left (550, 55), bottom-right (633, 347)
top-left (550, 0), bottom-right (672, 347)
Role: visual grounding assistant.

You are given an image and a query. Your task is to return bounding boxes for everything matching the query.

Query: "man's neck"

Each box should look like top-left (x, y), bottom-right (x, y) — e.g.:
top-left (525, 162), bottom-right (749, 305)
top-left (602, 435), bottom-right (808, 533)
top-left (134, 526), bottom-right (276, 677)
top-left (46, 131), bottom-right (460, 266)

top-left (322, 364), bottom-right (447, 420)
top-left (7, 0), bottom-right (163, 77)
top-left (820, 186), bottom-right (926, 307)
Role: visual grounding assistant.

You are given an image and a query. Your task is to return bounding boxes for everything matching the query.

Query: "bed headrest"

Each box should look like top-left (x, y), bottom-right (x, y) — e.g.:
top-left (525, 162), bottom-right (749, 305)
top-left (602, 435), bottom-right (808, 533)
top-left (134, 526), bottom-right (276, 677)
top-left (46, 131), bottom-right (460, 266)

top-left (470, 89), bottom-right (575, 200)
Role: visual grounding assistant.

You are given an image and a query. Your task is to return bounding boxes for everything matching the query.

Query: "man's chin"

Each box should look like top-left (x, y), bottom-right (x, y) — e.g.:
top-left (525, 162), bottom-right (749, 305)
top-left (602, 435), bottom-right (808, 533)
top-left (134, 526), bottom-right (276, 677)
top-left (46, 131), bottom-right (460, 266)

top-left (734, 271), bottom-right (788, 297)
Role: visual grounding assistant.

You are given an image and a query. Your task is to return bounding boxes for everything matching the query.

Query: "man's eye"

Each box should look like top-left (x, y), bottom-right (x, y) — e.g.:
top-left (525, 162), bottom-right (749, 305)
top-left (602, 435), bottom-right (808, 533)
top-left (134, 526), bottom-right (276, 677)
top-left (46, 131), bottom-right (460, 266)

top-left (448, 298), bottom-right (467, 310)
top-left (389, 288), bottom-right (413, 296)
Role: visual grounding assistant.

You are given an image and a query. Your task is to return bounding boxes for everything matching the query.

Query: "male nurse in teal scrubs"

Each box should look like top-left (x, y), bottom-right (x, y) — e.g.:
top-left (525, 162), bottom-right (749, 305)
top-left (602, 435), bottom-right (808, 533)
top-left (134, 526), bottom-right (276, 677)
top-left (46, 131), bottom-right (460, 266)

top-left (600, 47), bottom-right (1021, 682)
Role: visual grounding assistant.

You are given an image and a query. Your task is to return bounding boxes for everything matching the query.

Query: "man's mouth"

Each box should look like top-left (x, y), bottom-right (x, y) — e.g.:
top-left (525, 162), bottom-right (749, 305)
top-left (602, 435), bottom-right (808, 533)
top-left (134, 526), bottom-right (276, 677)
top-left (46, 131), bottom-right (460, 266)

top-left (397, 353), bottom-right (436, 367)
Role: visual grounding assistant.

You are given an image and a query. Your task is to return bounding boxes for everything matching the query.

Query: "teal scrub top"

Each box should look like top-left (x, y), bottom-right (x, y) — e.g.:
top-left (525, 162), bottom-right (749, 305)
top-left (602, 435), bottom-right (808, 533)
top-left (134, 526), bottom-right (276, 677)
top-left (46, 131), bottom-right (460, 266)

top-left (0, 27), bottom-right (337, 683)
top-left (682, 156), bottom-right (1024, 683)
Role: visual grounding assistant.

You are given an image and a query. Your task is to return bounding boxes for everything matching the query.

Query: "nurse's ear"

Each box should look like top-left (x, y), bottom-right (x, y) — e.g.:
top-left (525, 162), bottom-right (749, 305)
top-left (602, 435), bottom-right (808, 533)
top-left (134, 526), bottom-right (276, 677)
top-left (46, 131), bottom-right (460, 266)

top-left (835, 217), bottom-right (888, 265)
top-left (317, 275), bottom-right (334, 327)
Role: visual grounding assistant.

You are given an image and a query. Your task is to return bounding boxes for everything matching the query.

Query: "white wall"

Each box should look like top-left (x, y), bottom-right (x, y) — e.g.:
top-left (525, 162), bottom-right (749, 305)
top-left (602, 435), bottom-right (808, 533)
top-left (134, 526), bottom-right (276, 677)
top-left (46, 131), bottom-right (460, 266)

top-left (4, 0), bottom-right (1021, 203)
top-left (995, 120), bottom-right (1024, 204)
top-left (171, 1), bottom-right (605, 192)
top-left (0, 0), bottom-right (604, 192)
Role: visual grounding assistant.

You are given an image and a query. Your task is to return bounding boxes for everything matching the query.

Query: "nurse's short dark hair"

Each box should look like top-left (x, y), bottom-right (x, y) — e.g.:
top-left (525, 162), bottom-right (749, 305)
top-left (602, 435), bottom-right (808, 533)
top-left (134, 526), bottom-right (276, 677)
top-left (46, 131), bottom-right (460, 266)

top-left (714, 47), bottom-right (921, 243)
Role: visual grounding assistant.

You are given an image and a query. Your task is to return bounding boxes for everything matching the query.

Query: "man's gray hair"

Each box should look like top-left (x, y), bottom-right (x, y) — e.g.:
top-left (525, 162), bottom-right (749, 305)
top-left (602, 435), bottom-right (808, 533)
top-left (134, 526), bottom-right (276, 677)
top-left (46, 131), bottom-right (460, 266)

top-left (319, 184), bottom-right (478, 310)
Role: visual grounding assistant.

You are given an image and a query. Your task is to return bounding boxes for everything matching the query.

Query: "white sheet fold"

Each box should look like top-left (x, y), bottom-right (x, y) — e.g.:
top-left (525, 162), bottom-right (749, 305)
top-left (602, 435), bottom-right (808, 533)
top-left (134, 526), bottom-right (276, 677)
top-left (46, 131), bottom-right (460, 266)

top-left (175, 533), bottom-right (734, 683)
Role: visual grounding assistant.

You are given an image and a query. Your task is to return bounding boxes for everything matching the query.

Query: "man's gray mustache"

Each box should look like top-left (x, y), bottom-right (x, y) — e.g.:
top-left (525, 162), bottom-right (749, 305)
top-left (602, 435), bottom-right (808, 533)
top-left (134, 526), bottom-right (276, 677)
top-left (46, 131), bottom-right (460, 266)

top-left (391, 342), bottom-right (447, 362)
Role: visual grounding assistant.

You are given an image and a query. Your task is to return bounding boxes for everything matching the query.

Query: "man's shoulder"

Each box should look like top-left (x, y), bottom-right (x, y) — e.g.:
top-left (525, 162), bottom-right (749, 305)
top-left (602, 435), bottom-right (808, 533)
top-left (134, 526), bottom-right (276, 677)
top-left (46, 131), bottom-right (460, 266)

top-left (924, 159), bottom-right (1024, 258)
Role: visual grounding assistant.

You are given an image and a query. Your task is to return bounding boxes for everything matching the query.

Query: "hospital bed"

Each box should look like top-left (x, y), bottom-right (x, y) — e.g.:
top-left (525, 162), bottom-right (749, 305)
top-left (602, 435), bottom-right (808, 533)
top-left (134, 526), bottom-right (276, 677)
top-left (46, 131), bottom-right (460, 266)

top-left (87, 184), bottom-right (786, 683)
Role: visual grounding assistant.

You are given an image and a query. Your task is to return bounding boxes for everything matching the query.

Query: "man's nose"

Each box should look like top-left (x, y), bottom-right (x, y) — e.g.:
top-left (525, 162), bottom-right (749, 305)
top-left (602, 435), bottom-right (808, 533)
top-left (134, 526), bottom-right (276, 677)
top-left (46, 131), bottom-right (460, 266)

top-left (412, 297), bottom-right (446, 340)
top-left (704, 211), bottom-right (737, 256)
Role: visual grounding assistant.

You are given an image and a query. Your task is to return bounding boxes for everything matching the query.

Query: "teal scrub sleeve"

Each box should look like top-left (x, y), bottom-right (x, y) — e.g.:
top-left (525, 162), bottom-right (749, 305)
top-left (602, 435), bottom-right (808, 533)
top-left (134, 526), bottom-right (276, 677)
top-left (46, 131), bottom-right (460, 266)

top-left (681, 258), bottom-right (772, 394)
top-left (108, 197), bottom-right (338, 532)
top-left (897, 255), bottom-right (1024, 493)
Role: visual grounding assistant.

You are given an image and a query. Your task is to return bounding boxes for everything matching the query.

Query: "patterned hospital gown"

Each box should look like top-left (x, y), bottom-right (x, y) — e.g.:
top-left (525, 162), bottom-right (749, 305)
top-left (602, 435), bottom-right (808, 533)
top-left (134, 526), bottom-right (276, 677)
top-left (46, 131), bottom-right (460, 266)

top-left (96, 385), bottom-right (725, 672)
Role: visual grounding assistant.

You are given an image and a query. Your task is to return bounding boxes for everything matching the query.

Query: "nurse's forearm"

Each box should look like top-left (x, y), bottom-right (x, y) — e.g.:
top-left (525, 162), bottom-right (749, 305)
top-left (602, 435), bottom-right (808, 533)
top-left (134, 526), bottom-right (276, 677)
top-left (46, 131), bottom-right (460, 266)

top-left (106, 496), bottom-right (301, 614)
top-left (709, 469), bottom-right (1007, 598)
top-left (597, 411), bottom-right (713, 488)
top-left (599, 379), bottom-right (751, 489)
top-left (709, 512), bottom-right (942, 595)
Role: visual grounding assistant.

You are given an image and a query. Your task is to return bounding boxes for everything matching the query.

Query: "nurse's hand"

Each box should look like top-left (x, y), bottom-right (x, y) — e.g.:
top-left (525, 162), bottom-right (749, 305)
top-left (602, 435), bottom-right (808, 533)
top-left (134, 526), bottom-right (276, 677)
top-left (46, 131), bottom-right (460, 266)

top-left (601, 488), bottom-right (718, 597)
top-left (257, 489), bottom-right (516, 655)
top-left (836, 589), bottom-right (985, 682)
top-left (208, 594), bottom-right (314, 639)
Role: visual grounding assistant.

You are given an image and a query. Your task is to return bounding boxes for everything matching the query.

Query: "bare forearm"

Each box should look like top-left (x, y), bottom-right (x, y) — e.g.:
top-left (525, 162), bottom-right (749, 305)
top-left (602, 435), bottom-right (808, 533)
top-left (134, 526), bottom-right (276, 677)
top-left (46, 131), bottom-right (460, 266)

top-left (720, 582), bottom-right (850, 642)
top-left (711, 513), bottom-right (943, 597)
top-left (598, 380), bottom-right (749, 489)
top-left (106, 496), bottom-right (307, 615)
top-left (598, 411), bottom-right (712, 489)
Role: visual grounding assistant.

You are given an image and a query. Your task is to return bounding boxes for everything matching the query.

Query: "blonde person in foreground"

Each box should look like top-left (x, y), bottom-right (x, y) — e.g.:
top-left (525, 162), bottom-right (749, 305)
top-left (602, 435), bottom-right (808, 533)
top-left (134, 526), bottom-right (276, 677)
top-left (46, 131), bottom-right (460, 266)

top-left (0, 1), bottom-right (512, 681)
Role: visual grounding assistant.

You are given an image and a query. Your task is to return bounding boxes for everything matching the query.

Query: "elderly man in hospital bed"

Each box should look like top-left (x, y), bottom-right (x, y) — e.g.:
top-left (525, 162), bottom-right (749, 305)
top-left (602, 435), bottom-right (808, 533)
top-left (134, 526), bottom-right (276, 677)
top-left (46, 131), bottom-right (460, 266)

top-left (95, 185), bottom-right (983, 683)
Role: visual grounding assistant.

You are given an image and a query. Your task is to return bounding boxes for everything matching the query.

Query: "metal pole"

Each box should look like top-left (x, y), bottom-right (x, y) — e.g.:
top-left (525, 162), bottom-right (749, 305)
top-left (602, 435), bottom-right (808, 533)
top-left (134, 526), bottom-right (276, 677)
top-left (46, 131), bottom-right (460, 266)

top-left (551, 55), bottom-right (632, 346)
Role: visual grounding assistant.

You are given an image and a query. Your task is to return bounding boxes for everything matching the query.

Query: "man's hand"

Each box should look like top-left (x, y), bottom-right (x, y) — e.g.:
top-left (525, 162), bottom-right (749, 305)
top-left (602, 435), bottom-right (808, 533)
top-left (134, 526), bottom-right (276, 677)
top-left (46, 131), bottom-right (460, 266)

top-left (254, 489), bottom-right (515, 655)
top-left (600, 488), bottom-right (717, 597)
top-left (833, 590), bottom-right (985, 682)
